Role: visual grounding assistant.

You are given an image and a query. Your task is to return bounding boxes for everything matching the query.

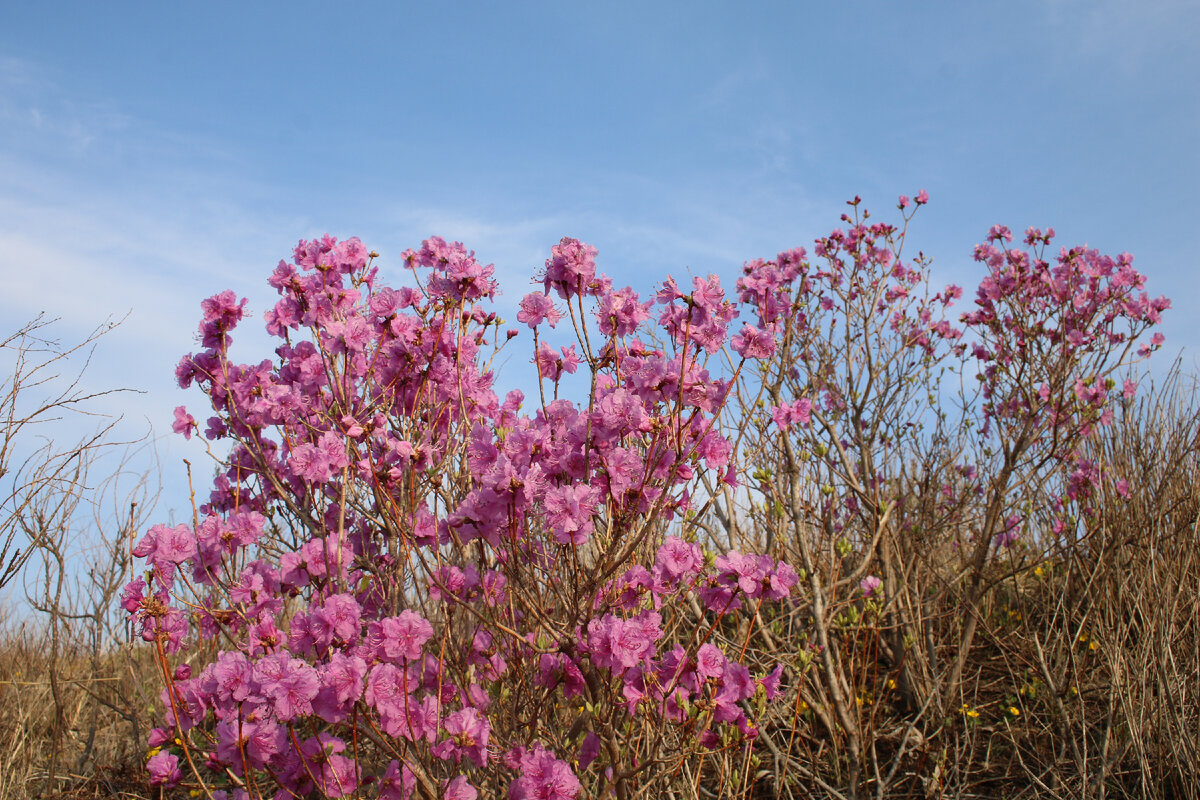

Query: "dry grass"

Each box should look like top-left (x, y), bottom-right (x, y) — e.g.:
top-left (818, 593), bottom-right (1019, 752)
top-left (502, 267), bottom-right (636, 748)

top-left (0, 610), bottom-right (172, 799)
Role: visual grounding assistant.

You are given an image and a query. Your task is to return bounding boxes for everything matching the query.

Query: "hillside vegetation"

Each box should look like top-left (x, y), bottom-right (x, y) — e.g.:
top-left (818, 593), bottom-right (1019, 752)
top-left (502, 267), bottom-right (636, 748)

top-left (2, 200), bottom-right (1196, 799)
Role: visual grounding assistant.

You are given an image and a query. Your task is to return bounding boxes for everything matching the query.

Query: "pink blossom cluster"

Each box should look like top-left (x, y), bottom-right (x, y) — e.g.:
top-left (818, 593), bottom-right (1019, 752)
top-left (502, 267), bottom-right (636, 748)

top-left (735, 195), bottom-right (1166, 554)
top-left (128, 233), bottom-right (795, 798)
top-left (963, 225), bottom-right (1169, 534)
top-left (965, 226), bottom-right (1168, 423)
top-left (737, 194), bottom-right (967, 432)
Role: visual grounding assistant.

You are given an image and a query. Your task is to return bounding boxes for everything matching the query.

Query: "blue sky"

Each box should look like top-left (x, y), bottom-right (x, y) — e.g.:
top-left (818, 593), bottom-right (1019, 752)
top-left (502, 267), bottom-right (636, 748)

top-left (1, 1), bottom-right (1197, 526)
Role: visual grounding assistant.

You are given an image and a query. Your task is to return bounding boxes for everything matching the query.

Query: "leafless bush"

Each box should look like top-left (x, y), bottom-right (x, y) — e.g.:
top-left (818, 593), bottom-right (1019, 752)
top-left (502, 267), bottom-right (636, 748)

top-left (710, 363), bottom-right (1200, 800)
top-left (0, 314), bottom-right (135, 589)
top-left (0, 315), bottom-right (170, 798)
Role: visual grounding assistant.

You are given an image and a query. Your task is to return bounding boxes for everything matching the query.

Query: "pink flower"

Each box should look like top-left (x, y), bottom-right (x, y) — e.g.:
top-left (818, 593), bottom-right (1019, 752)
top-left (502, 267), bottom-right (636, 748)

top-left (171, 406), bottom-right (195, 439)
top-left (771, 398), bottom-right (813, 430)
top-left (198, 289), bottom-right (247, 348)
top-left (537, 652), bottom-right (585, 697)
top-left (299, 734), bottom-right (360, 798)
top-left (510, 745), bottom-right (581, 800)
top-left (731, 323), bottom-right (776, 360)
top-left (420, 237), bottom-right (497, 302)
top-left (994, 515), bottom-right (1023, 549)
top-left (656, 536), bottom-right (702, 579)
top-left (697, 643), bottom-right (726, 680)
top-left (436, 706), bottom-right (491, 767)
top-left (120, 578), bottom-right (145, 613)
top-left (364, 664), bottom-right (414, 733)
top-left (915, 189), bottom-right (929, 205)
top-left (587, 613), bottom-right (661, 671)
top-left (517, 292), bottom-right (561, 328)
top-left (988, 224), bottom-right (1013, 243)
top-left (289, 441), bottom-right (332, 483)
top-left (373, 610), bottom-right (435, 663)
top-left (443, 775), bottom-right (478, 800)
top-left (596, 286), bottom-right (651, 337)
top-left (609, 618), bottom-right (653, 669)
top-left (859, 575), bottom-right (882, 598)
top-left (602, 447), bottom-right (643, 497)
top-left (535, 342), bottom-right (579, 383)
top-left (146, 751), bottom-right (181, 788)
top-left (544, 484), bottom-right (598, 544)
top-left (759, 664), bottom-right (784, 700)
top-left (132, 523), bottom-right (196, 576)
top-left (261, 656), bottom-right (319, 721)
top-left (320, 652), bottom-right (367, 706)
top-left (543, 237), bottom-right (599, 300)
top-left (379, 760), bottom-right (417, 800)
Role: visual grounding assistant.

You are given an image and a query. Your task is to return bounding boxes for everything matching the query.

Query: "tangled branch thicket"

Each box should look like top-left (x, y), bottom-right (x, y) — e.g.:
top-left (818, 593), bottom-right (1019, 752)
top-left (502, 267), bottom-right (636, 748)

top-left (725, 365), bottom-right (1199, 800)
top-left (1, 199), bottom-right (1196, 800)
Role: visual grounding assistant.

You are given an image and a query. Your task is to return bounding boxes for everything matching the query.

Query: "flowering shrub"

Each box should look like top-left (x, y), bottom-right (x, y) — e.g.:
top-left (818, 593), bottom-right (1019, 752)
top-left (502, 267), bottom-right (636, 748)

top-left (127, 196), bottom-right (1169, 799)
top-left (964, 224), bottom-right (1169, 526)
top-left (727, 196), bottom-right (1168, 794)
top-left (128, 234), bottom-right (795, 798)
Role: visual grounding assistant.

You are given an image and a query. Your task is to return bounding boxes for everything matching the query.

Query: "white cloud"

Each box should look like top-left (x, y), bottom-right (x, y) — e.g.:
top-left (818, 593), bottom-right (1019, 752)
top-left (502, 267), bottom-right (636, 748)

top-left (0, 56), bottom-right (132, 156)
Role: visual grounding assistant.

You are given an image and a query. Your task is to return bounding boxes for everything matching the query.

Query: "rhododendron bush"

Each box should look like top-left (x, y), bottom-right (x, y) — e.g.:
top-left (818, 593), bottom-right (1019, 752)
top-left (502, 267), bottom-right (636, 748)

top-left (127, 195), bottom-right (1169, 799)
